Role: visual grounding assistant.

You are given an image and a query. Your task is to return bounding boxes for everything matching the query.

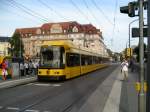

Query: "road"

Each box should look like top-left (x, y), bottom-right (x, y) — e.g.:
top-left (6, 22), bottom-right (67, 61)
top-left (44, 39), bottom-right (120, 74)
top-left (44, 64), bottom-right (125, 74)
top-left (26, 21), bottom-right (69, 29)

top-left (0, 64), bottom-right (118, 112)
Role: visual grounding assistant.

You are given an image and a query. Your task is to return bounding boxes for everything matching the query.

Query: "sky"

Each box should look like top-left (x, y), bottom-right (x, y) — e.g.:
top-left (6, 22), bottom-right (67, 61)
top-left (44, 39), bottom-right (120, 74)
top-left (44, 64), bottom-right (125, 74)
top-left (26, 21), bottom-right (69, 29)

top-left (0, 0), bottom-right (147, 52)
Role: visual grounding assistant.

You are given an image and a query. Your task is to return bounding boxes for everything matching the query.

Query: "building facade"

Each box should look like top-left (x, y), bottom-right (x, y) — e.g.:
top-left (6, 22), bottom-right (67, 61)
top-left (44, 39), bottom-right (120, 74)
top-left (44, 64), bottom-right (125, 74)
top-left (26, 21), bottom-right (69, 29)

top-left (15, 21), bottom-right (108, 58)
top-left (0, 37), bottom-right (10, 56)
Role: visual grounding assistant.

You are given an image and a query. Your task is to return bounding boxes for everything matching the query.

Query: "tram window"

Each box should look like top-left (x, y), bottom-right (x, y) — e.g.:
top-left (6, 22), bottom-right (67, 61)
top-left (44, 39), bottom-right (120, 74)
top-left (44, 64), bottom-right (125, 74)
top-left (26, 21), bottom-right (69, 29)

top-left (93, 56), bottom-right (96, 64)
top-left (81, 55), bottom-right (87, 65)
top-left (88, 56), bottom-right (92, 65)
top-left (81, 55), bottom-right (92, 65)
top-left (98, 57), bottom-right (102, 63)
top-left (40, 46), bottom-right (65, 68)
top-left (81, 55), bottom-right (85, 65)
top-left (67, 53), bottom-right (80, 67)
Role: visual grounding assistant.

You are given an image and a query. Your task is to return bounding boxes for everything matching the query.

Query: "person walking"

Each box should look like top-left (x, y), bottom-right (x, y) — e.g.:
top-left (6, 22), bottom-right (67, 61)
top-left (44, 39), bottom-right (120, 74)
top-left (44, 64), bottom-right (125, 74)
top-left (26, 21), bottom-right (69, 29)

top-left (121, 59), bottom-right (129, 81)
top-left (28, 60), bottom-right (33, 75)
top-left (1, 58), bottom-right (8, 80)
top-left (24, 61), bottom-right (29, 76)
top-left (129, 57), bottom-right (135, 72)
top-left (20, 63), bottom-right (24, 76)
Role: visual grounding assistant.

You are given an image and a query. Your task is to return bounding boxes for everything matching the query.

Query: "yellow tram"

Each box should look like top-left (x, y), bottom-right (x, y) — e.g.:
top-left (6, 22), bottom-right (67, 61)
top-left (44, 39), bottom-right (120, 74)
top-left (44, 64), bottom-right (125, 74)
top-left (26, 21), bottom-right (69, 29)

top-left (38, 40), bottom-right (109, 80)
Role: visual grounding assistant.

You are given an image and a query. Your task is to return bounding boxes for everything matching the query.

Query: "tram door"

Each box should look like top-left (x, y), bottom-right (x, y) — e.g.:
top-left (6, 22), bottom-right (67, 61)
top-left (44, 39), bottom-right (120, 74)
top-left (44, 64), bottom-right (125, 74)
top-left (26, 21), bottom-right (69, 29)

top-left (66, 53), bottom-right (80, 79)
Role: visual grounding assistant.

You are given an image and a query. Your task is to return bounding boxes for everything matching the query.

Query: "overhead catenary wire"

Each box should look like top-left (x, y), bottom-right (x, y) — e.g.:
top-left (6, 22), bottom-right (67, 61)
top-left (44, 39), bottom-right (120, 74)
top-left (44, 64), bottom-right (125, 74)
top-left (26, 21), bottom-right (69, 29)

top-left (5, 0), bottom-right (50, 23)
top-left (111, 0), bottom-right (119, 48)
top-left (1, 0), bottom-right (42, 24)
top-left (69, 0), bottom-right (91, 23)
top-left (82, 0), bottom-right (103, 26)
top-left (91, 0), bottom-right (113, 25)
top-left (82, 0), bottom-right (112, 42)
top-left (37, 0), bottom-right (67, 21)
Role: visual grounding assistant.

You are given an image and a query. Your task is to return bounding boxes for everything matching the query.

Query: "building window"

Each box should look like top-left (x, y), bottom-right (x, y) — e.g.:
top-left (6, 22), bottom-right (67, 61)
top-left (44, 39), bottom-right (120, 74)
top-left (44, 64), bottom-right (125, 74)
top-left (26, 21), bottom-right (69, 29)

top-left (50, 24), bottom-right (63, 33)
top-left (36, 29), bottom-right (41, 34)
top-left (72, 26), bottom-right (78, 32)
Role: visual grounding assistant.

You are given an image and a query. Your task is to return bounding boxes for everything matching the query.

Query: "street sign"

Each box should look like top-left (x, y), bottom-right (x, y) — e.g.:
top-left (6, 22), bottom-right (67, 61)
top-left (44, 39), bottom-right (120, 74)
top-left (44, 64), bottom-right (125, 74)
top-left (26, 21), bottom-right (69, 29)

top-left (132, 27), bottom-right (148, 37)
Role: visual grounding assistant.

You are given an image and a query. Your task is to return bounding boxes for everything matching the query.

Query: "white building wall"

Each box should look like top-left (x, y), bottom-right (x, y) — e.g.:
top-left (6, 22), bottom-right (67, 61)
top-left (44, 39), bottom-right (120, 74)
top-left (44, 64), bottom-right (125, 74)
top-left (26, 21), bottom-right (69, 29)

top-left (22, 32), bottom-right (108, 58)
top-left (0, 42), bottom-right (10, 56)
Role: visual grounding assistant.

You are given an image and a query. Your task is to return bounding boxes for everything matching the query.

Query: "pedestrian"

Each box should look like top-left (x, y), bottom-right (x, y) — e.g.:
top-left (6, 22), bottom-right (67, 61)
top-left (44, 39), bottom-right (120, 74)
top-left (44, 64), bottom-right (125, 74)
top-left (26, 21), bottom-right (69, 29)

top-left (20, 63), bottom-right (24, 76)
top-left (24, 61), bottom-right (29, 76)
top-left (32, 61), bottom-right (36, 75)
top-left (28, 60), bottom-right (33, 75)
top-left (1, 58), bottom-right (8, 80)
top-left (121, 59), bottom-right (129, 81)
top-left (129, 57), bottom-right (135, 72)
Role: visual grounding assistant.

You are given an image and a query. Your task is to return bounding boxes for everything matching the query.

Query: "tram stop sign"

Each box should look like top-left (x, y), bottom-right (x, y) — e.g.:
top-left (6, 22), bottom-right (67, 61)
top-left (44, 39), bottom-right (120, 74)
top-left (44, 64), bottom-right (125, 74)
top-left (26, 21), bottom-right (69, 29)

top-left (132, 27), bottom-right (148, 37)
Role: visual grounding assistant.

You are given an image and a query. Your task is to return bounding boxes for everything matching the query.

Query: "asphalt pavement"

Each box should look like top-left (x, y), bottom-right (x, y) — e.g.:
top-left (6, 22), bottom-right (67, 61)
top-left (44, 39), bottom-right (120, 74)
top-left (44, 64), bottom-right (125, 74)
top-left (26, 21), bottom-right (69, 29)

top-left (0, 64), bottom-right (139, 112)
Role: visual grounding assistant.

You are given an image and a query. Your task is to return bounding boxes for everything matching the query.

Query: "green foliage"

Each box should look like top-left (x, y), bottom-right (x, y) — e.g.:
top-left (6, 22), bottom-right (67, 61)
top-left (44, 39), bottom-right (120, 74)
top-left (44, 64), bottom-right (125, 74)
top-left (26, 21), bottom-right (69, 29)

top-left (133, 43), bottom-right (147, 62)
top-left (9, 33), bottom-right (24, 57)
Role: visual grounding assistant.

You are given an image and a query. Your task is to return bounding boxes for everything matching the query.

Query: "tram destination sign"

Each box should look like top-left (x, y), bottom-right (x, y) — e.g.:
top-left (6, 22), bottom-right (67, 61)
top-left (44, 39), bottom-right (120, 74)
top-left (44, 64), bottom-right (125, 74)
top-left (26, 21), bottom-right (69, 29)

top-left (132, 27), bottom-right (148, 37)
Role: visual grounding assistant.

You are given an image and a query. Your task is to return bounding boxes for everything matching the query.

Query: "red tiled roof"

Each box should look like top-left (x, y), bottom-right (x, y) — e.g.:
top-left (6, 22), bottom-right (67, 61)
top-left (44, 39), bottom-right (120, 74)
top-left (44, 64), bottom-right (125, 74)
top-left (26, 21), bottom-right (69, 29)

top-left (15, 27), bottom-right (39, 34)
top-left (14, 21), bottom-right (101, 37)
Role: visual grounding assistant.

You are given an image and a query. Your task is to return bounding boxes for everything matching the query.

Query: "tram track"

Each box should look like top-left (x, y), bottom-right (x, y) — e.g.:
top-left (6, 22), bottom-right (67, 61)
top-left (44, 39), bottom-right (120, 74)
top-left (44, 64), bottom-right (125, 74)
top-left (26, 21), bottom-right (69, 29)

top-left (17, 65), bottom-right (117, 112)
top-left (0, 65), bottom-right (118, 112)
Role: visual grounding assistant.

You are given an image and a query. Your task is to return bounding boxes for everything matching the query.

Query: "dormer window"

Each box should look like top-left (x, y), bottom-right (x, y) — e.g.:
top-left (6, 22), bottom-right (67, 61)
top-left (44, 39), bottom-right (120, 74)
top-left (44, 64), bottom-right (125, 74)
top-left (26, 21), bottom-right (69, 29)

top-left (36, 29), bottom-right (41, 34)
top-left (72, 26), bottom-right (78, 32)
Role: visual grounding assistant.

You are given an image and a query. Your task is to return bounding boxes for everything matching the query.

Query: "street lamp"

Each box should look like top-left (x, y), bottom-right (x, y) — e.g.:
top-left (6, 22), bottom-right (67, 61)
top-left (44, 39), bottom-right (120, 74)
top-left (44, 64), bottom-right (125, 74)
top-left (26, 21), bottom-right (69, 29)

top-left (129, 19), bottom-right (139, 57)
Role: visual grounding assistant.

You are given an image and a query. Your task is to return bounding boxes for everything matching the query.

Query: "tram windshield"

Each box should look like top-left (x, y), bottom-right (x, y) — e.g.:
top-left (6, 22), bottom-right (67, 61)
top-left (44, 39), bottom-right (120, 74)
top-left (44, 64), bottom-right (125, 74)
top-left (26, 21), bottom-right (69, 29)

top-left (40, 46), bottom-right (65, 68)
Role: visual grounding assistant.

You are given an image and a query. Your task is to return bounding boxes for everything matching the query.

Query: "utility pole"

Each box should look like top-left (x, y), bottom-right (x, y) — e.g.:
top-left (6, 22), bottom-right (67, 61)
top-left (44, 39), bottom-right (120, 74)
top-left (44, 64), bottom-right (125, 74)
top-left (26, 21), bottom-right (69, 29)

top-left (138, 0), bottom-right (145, 112)
top-left (120, 1), bottom-right (146, 112)
top-left (146, 0), bottom-right (150, 111)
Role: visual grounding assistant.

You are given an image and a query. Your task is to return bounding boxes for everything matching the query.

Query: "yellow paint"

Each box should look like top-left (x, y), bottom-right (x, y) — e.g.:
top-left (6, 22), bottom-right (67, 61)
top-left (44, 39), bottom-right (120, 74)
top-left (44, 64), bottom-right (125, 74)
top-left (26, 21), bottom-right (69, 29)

top-left (38, 69), bottom-right (64, 76)
top-left (136, 82), bottom-right (141, 92)
top-left (38, 40), bottom-right (109, 80)
top-left (135, 82), bottom-right (147, 93)
top-left (144, 82), bottom-right (147, 92)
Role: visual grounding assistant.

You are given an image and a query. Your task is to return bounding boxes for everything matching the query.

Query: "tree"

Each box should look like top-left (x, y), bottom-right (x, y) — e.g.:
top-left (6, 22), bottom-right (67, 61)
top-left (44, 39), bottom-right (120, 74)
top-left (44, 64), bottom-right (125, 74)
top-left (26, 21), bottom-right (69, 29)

top-left (9, 33), bottom-right (24, 57)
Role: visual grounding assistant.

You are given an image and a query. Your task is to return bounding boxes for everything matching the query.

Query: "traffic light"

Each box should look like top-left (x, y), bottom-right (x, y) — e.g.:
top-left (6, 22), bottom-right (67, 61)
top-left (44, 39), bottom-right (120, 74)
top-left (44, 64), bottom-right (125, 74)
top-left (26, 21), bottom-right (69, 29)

top-left (120, 1), bottom-right (138, 17)
top-left (128, 2), bottom-right (136, 17)
top-left (126, 48), bottom-right (133, 57)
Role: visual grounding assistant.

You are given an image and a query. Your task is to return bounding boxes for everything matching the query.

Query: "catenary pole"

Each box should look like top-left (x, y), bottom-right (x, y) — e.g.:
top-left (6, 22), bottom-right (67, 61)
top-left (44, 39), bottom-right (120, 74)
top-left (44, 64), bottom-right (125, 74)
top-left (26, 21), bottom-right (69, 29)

top-left (138, 0), bottom-right (145, 112)
top-left (146, 0), bottom-right (150, 111)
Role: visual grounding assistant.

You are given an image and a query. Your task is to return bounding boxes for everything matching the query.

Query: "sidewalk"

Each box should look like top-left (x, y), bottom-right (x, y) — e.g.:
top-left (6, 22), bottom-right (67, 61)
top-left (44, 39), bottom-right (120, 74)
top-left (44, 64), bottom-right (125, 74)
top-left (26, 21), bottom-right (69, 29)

top-left (0, 75), bottom-right (37, 89)
top-left (70, 66), bottom-right (138, 112)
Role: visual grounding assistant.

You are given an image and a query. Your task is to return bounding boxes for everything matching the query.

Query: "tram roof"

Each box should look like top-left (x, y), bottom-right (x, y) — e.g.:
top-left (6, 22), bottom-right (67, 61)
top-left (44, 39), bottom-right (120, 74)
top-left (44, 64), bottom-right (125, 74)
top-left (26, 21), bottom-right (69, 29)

top-left (41, 40), bottom-right (103, 57)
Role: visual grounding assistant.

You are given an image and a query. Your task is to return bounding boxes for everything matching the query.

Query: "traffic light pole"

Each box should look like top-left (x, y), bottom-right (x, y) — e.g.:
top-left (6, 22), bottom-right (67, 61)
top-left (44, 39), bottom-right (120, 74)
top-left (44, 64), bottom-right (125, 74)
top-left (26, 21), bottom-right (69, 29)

top-left (146, 0), bottom-right (150, 111)
top-left (138, 0), bottom-right (145, 112)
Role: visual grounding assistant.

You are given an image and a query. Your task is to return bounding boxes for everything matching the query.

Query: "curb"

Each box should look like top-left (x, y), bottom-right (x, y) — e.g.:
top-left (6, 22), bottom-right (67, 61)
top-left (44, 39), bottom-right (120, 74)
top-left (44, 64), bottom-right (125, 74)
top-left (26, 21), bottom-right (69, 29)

top-left (0, 76), bottom-right (37, 89)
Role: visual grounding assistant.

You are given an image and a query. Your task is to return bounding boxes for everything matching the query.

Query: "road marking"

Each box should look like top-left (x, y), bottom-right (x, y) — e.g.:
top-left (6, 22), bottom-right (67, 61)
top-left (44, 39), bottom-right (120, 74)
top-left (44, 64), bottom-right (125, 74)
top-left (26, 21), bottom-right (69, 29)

top-left (7, 107), bottom-right (20, 110)
top-left (52, 84), bottom-right (61, 87)
top-left (25, 109), bottom-right (39, 112)
top-left (34, 83), bottom-right (61, 87)
top-left (34, 83), bottom-right (51, 86)
top-left (26, 83), bottom-right (34, 85)
top-left (102, 73), bottom-right (122, 112)
top-left (44, 110), bottom-right (52, 112)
